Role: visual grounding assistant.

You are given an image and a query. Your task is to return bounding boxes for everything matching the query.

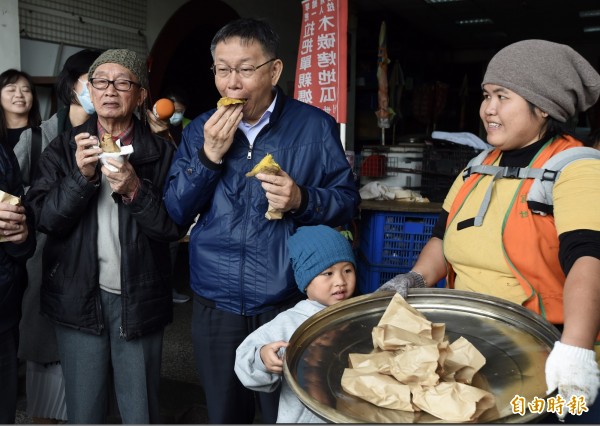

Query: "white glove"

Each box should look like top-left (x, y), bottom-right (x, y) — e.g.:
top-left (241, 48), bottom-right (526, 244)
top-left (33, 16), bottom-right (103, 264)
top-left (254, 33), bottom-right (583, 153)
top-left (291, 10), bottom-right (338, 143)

top-left (546, 341), bottom-right (599, 420)
top-left (376, 271), bottom-right (426, 298)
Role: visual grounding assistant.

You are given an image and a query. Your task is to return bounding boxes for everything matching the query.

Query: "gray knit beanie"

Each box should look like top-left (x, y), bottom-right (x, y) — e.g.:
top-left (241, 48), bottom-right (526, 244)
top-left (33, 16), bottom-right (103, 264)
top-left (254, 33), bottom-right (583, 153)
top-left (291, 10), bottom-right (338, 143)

top-left (88, 49), bottom-right (148, 89)
top-left (482, 39), bottom-right (600, 122)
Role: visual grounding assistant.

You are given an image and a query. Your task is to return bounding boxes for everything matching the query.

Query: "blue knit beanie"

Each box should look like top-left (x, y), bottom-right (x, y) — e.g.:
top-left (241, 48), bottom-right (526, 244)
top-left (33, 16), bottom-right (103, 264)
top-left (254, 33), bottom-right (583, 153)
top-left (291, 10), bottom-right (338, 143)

top-left (288, 225), bottom-right (356, 293)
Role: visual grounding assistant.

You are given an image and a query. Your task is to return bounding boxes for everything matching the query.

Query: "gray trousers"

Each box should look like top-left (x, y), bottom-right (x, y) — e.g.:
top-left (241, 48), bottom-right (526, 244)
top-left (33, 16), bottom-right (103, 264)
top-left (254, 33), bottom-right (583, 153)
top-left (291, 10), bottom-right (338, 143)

top-left (55, 289), bottom-right (164, 424)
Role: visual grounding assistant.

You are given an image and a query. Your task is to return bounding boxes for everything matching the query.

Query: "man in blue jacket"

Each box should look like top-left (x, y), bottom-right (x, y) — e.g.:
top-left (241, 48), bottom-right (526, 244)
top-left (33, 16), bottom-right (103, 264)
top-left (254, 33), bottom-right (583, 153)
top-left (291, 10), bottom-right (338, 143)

top-left (163, 17), bottom-right (360, 424)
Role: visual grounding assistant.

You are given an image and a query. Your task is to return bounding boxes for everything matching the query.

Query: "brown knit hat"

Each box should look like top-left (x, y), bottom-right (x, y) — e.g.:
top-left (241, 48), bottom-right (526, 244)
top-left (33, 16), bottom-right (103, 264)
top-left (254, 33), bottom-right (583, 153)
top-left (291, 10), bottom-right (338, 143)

top-left (482, 39), bottom-right (600, 122)
top-left (88, 49), bottom-right (148, 89)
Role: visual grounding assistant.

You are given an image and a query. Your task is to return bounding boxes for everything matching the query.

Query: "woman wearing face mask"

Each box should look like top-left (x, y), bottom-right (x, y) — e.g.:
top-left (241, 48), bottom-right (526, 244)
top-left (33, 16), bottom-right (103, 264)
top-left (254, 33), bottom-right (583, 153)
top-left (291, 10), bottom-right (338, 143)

top-left (14, 48), bottom-right (103, 424)
top-left (146, 89), bottom-right (190, 146)
top-left (0, 69), bottom-right (41, 150)
top-left (146, 89), bottom-right (192, 304)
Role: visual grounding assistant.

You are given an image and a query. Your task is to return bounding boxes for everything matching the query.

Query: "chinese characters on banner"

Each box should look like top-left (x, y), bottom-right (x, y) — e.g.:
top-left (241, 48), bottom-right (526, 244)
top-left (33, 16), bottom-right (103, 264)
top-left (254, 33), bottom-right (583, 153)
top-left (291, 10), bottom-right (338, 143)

top-left (294, 0), bottom-right (348, 125)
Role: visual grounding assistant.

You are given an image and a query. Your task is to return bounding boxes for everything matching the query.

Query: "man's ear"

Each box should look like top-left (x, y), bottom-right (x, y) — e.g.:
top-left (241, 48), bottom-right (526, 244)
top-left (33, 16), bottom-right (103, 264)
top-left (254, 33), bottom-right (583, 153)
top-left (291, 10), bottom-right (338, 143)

top-left (138, 88), bottom-right (148, 107)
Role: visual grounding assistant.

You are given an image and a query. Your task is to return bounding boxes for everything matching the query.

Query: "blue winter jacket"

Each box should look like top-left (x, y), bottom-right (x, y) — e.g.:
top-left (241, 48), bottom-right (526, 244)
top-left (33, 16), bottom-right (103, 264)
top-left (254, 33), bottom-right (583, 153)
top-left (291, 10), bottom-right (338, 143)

top-left (163, 87), bottom-right (360, 315)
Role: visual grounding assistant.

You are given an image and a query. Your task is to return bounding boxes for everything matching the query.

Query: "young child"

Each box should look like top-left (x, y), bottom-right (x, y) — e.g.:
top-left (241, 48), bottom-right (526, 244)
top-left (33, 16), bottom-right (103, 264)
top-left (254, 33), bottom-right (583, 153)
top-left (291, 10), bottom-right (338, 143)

top-left (234, 224), bottom-right (356, 423)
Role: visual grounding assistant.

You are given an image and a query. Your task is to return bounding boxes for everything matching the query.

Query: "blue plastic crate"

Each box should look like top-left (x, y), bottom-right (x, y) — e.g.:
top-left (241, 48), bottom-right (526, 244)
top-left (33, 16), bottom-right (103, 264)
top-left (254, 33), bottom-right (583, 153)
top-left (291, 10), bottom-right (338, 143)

top-left (357, 257), bottom-right (407, 294)
top-left (357, 255), bottom-right (447, 294)
top-left (359, 211), bottom-right (438, 268)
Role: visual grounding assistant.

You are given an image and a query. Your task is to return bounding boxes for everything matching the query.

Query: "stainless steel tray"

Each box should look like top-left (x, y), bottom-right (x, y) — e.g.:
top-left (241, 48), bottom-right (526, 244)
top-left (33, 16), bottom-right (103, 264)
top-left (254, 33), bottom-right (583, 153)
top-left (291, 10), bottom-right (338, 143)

top-left (283, 289), bottom-right (561, 423)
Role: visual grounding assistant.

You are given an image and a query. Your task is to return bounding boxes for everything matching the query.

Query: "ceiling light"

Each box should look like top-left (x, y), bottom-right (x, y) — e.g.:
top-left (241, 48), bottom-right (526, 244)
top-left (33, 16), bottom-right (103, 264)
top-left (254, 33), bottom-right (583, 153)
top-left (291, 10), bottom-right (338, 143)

top-left (583, 26), bottom-right (600, 33)
top-left (455, 18), bottom-right (494, 25)
top-left (579, 10), bottom-right (600, 18)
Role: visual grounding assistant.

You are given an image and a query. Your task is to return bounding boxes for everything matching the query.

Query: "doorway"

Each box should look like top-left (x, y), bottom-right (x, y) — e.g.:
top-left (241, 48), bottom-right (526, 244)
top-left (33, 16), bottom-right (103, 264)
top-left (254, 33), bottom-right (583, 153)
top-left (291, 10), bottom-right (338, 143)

top-left (148, 1), bottom-right (239, 119)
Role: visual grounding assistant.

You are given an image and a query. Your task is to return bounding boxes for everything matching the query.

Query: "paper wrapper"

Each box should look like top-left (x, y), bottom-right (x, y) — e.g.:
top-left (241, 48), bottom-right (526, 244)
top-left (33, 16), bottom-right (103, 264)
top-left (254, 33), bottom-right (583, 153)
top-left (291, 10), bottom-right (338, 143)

top-left (0, 191), bottom-right (22, 243)
top-left (341, 293), bottom-right (495, 422)
top-left (390, 344), bottom-right (440, 386)
top-left (265, 204), bottom-right (283, 220)
top-left (341, 368), bottom-right (416, 412)
top-left (348, 350), bottom-right (396, 374)
top-left (441, 336), bottom-right (486, 384)
top-left (245, 154), bottom-right (283, 221)
top-left (411, 382), bottom-right (496, 422)
top-left (372, 293), bottom-right (445, 350)
top-left (98, 139), bottom-right (134, 172)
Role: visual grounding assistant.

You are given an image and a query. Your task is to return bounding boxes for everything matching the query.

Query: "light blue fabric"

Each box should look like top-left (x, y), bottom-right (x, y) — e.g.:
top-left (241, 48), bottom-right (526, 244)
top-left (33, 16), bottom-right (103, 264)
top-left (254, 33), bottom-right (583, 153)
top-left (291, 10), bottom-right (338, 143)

top-left (234, 299), bottom-right (327, 423)
top-left (55, 290), bottom-right (163, 424)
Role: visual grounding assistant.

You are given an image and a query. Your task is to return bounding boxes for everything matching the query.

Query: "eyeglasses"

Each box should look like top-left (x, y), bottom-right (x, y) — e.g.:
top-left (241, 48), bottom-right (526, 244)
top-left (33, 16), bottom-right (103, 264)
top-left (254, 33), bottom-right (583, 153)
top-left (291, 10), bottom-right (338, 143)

top-left (210, 58), bottom-right (276, 78)
top-left (89, 78), bottom-right (141, 92)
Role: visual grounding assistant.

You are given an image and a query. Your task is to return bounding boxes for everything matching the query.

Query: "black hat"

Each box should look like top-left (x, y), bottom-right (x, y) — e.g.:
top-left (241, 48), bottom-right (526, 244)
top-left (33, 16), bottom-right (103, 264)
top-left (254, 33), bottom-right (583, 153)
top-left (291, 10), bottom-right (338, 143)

top-left (63, 49), bottom-right (103, 77)
top-left (56, 49), bottom-right (104, 106)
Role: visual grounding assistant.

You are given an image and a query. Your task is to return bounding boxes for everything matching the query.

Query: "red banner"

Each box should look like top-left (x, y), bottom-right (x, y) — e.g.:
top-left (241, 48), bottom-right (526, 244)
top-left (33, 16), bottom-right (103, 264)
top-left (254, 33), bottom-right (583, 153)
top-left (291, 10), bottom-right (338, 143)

top-left (294, 0), bottom-right (348, 124)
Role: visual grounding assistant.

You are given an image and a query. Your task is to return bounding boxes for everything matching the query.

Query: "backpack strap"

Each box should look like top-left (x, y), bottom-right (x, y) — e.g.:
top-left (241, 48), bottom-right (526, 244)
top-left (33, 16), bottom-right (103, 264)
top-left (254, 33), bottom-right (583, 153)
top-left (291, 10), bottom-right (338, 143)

top-left (527, 147), bottom-right (600, 215)
top-left (462, 148), bottom-right (493, 180)
top-left (462, 148), bottom-right (547, 181)
top-left (461, 145), bottom-right (600, 218)
top-left (29, 126), bottom-right (42, 183)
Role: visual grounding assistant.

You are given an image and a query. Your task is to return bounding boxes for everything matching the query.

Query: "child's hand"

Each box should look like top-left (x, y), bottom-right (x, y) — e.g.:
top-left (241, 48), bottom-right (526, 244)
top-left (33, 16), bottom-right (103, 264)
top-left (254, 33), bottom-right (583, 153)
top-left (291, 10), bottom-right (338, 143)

top-left (259, 341), bottom-right (289, 374)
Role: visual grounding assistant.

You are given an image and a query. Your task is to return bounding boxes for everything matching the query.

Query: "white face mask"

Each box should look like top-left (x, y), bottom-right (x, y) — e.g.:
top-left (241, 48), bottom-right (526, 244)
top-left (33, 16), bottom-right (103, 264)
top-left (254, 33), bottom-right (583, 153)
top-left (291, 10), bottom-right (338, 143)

top-left (75, 79), bottom-right (95, 114)
top-left (170, 111), bottom-right (184, 126)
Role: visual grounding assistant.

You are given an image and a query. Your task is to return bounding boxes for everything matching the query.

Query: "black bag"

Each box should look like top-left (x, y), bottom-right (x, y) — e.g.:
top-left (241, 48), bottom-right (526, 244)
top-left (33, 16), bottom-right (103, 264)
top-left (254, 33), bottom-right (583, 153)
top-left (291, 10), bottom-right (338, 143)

top-left (29, 126), bottom-right (42, 183)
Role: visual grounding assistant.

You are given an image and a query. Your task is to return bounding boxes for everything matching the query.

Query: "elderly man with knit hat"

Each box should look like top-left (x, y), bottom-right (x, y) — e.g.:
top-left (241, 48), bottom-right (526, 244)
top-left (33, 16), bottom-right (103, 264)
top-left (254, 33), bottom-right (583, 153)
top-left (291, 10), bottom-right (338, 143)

top-left (378, 39), bottom-right (600, 422)
top-left (234, 224), bottom-right (356, 423)
top-left (25, 49), bottom-right (188, 424)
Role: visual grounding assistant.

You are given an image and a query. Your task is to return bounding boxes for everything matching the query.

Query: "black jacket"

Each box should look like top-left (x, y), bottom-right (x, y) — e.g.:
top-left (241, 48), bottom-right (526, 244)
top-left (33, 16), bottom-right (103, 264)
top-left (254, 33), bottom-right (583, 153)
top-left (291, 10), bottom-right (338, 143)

top-left (25, 115), bottom-right (187, 340)
top-left (0, 143), bottom-right (36, 334)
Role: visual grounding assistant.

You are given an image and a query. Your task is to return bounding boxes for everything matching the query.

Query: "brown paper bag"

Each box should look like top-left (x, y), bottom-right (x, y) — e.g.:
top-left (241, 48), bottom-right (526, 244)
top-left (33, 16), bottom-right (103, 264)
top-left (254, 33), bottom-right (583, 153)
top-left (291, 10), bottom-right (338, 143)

top-left (390, 344), bottom-right (440, 386)
top-left (348, 350), bottom-right (396, 374)
top-left (372, 324), bottom-right (438, 350)
top-left (411, 381), bottom-right (496, 422)
top-left (341, 368), bottom-right (416, 411)
top-left (378, 293), bottom-right (430, 331)
top-left (442, 336), bottom-right (486, 384)
top-left (343, 292), bottom-right (495, 422)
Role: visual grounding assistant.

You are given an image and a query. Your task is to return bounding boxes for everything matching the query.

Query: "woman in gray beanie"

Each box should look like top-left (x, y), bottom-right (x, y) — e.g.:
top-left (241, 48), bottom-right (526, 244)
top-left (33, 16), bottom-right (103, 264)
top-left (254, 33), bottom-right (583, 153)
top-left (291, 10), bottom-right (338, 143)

top-left (24, 48), bottom-right (188, 424)
top-left (378, 39), bottom-right (600, 422)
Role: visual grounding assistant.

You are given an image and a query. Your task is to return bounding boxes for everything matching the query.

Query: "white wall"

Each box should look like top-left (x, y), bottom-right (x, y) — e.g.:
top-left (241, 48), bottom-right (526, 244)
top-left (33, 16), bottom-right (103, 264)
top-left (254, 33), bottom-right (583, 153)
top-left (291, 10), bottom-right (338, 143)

top-left (19, 39), bottom-right (90, 119)
top-left (145, 0), bottom-right (187, 50)
top-left (0, 0), bottom-right (21, 71)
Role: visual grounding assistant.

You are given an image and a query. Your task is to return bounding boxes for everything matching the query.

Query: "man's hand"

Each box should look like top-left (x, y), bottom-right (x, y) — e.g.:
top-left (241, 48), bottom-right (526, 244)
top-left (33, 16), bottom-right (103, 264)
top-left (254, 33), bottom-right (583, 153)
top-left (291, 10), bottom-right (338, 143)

top-left (101, 158), bottom-right (139, 198)
top-left (546, 341), bottom-right (599, 420)
top-left (256, 170), bottom-right (302, 213)
top-left (377, 271), bottom-right (427, 298)
top-left (202, 104), bottom-right (243, 164)
top-left (0, 201), bottom-right (29, 243)
top-left (259, 341), bottom-right (289, 374)
top-left (75, 132), bottom-right (102, 180)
